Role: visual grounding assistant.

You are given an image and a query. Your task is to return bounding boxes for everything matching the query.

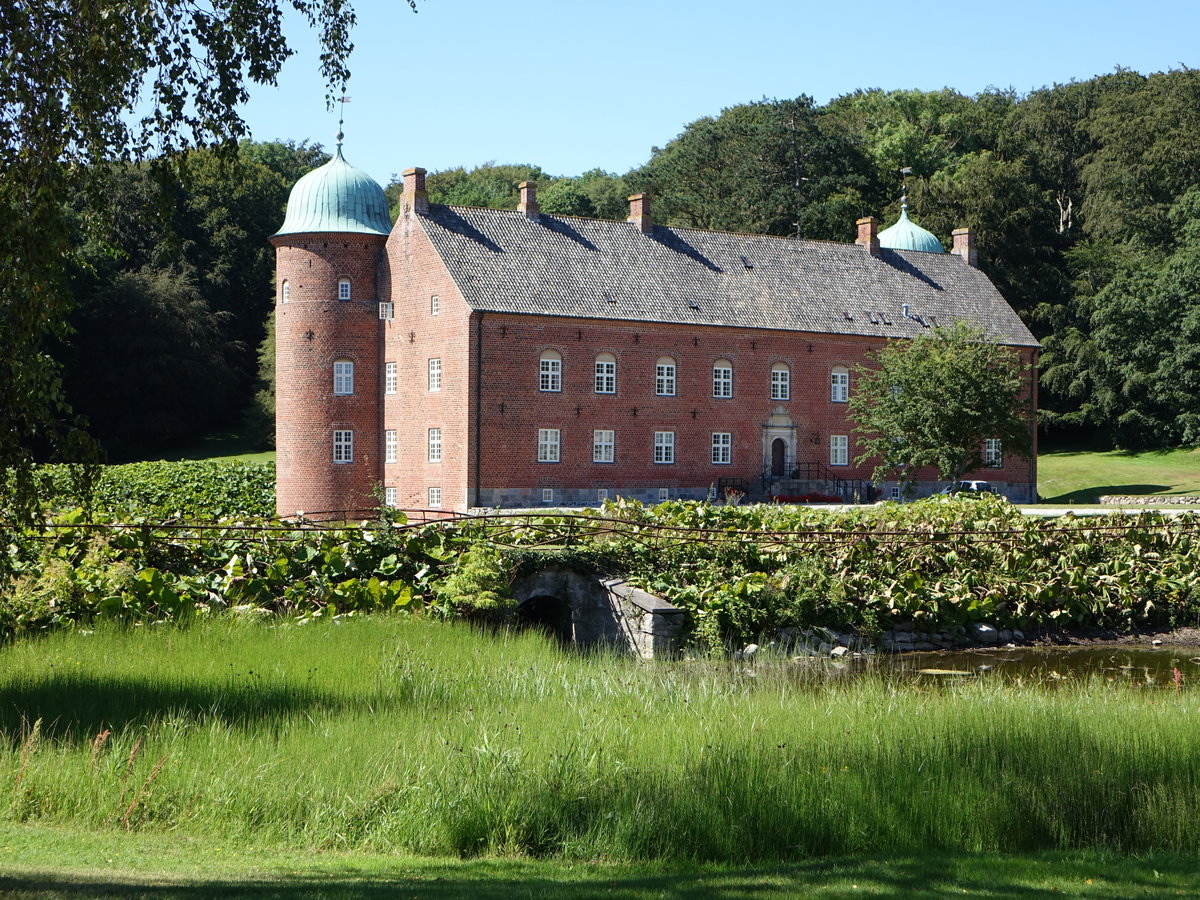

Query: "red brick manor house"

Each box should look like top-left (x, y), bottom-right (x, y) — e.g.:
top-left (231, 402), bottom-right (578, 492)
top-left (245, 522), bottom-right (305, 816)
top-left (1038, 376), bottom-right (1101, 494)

top-left (271, 142), bottom-right (1038, 517)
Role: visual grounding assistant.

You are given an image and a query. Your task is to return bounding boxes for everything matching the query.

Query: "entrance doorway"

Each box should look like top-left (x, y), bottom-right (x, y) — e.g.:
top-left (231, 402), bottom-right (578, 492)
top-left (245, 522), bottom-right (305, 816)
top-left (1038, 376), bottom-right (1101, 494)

top-left (771, 438), bottom-right (787, 476)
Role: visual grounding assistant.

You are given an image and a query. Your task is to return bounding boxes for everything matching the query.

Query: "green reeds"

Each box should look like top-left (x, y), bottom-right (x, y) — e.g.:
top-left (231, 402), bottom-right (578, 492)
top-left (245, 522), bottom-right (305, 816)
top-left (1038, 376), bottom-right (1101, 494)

top-left (2, 617), bottom-right (1198, 862)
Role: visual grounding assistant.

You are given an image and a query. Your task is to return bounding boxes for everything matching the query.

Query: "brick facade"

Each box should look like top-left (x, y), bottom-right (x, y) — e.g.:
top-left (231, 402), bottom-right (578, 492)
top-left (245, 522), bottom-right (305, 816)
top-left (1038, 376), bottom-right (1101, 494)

top-left (272, 233), bottom-right (386, 517)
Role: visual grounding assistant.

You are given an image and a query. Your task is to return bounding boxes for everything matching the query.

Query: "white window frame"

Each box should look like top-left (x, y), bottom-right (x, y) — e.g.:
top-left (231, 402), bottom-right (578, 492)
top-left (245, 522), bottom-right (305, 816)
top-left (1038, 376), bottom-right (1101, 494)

top-left (542, 488), bottom-right (555, 504)
top-left (985, 438), bottom-right (1003, 468)
top-left (338, 279), bottom-right (351, 301)
top-left (594, 354), bottom-right (616, 394)
top-left (428, 357), bottom-right (442, 392)
top-left (593, 429), bottom-right (614, 463)
top-left (890, 485), bottom-right (901, 501)
top-left (658, 487), bottom-right (670, 502)
top-left (538, 428), bottom-right (561, 463)
top-left (771, 364), bottom-right (790, 401)
top-left (281, 280), bottom-right (289, 303)
top-left (655, 358), bottom-right (677, 396)
top-left (596, 488), bottom-right (609, 501)
top-left (830, 434), bottom-right (849, 467)
top-left (430, 295), bottom-right (440, 316)
top-left (713, 362), bottom-right (733, 398)
top-left (333, 360), bottom-right (354, 396)
top-left (712, 432), bottom-right (732, 465)
top-left (384, 487), bottom-right (398, 507)
top-left (654, 431), bottom-right (675, 464)
top-left (428, 427), bottom-right (442, 463)
top-left (428, 486), bottom-right (442, 508)
top-left (539, 352), bottom-right (562, 392)
top-left (385, 429), bottom-right (397, 464)
top-left (831, 366), bottom-right (850, 403)
top-left (333, 430), bottom-right (353, 464)
top-left (385, 362), bottom-right (397, 395)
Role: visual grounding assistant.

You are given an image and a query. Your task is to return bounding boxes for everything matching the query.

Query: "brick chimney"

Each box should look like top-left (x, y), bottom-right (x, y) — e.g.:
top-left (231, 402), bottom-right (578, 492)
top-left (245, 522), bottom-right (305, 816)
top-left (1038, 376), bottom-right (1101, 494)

top-left (517, 181), bottom-right (540, 220)
top-left (400, 167), bottom-right (429, 216)
top-left (952, 228), bottom-right (978, 267)
top-left (856, 216), bottom-right (879, 256)
top-left (628, 193), bottom-right (652, 233)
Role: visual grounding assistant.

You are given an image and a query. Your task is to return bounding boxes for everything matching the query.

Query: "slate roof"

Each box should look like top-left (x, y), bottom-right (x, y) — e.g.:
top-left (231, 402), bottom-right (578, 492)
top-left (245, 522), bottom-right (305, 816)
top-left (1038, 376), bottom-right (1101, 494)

top-left (418, 205), bottom-right (1039, 348)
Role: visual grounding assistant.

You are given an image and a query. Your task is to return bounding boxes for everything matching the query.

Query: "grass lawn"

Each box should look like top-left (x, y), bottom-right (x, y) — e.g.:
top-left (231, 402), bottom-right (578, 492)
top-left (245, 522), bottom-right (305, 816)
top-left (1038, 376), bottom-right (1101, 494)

top-left (1038, 447), bottom-right (1200, 503)
top-left (3, 617), bottom-right (1200, 893)
top-left (2, 825), bottom-right (1196, 898)
top-left (143, 432), bottom-right (274, 465)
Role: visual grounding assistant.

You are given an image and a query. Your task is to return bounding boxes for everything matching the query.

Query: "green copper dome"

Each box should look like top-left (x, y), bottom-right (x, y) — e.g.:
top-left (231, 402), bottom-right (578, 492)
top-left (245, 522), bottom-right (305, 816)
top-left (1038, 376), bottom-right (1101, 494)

top-left (877, 197), bottom-right (944, 253)
top-left (275, 143), bottom-right (391, 237)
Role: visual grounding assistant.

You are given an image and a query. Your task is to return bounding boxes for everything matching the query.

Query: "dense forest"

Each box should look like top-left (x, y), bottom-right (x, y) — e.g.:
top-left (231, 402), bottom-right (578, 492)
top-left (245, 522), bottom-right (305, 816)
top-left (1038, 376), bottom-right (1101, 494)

top-left (60, 68), bottom-right (1200, 458)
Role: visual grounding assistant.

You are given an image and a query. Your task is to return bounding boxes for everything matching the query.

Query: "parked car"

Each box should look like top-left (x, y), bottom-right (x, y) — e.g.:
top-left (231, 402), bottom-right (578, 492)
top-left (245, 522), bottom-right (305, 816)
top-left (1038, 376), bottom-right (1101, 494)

top-left (936, 480), bottom-right (994, 496)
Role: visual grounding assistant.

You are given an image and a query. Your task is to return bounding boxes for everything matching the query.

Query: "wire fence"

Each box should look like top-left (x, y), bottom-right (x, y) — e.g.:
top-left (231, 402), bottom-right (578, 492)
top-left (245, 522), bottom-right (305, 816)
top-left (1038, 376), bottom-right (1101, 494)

top-left (20, 508), bottom-right (1200, 553)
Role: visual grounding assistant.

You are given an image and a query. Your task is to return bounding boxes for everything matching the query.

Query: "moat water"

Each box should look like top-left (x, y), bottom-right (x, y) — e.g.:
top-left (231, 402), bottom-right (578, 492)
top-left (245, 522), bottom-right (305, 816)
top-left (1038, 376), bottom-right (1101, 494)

top-left (877, 645), bottom-right (1200, 686)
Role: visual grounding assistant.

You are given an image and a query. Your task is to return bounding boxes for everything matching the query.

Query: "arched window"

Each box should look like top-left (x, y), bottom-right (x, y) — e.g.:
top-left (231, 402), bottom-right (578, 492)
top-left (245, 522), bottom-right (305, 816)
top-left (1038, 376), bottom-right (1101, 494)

top-left (770, 362), bottom-right (790, 401)
top-left (281, 280), bottom-right (290, 304)
top-left (712, 359), bottom-right (733, 398)
top-left (594, 353), bottom-right (616, 394)
top-left (338, 278), bottom-right (351, 301)
top-left (655, 357), bottom-right (676, 396)
top-left (539, 350), bottom-right (562, 392)
top-left (831, 366), bottom-right (850, 403)
top-left (333, 360), bottom-right (354, 395)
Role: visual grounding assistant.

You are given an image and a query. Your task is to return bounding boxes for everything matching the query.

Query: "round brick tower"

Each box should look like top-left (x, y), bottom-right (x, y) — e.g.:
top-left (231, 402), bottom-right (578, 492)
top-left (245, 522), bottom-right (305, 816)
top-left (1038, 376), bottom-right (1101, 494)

top-left (270, 137), bottom-right (392, 519)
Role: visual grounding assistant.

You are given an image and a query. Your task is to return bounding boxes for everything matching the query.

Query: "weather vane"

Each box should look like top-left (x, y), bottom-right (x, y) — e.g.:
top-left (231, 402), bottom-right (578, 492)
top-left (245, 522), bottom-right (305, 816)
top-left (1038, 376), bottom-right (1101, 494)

top-left (899, 166), bottom-right (913, 209)
top-left (336, 93), bottom-right (351, 147)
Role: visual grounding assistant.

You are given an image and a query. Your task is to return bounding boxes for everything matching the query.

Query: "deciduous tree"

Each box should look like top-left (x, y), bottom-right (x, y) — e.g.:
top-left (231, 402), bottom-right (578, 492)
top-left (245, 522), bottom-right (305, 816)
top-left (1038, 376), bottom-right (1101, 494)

top-left (0, 0), bottom-right (406, 522)
top-left (849, 323), bottom-right (1033, 488)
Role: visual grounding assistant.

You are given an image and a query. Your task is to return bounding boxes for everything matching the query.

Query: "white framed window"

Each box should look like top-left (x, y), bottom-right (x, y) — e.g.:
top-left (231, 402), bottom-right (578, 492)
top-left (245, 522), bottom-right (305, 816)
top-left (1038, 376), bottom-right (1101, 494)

top-left (655, 357), bottom-right (676, 396)
top-left (542, 488), bottom-right (555, 504)
top-left (658, 487), bottom-right (670, 501)
top-left (654, 431), bottom-right (675, 464)
top-left (538, 428), bottom-right (561, 462)
top-left (428, 358), bottom-right (442, 391)
top-left (539, 351), bottom-right (562, 392)
top-left (831, 366), bottom-right (850, 403)
top-left (593, 429), bottom-right (614, 463)
top-left (385, 429), bottom-right (397, 464)
top-left (597, 488), bottom-right (609, 501)
top-left (385, 362), bottom-right (397, 395)
top-left (428, 486), bottom-right (442, 508)
top-left (712, 432), bottom-right (732, 465)
top-left (594, 353), bottom-right (616, 394)
top-left (333, 430), bottom-right (353, 464)
top-left (713, 360), bottom-right (733, 398)
top-left (890, 485), bottom-right (901, 501)
top-left (428, 427), bottom-right (442, 463)
top-left (431, 295), bottom-right (440, 316)
top-left (985, 438), bottom-right (1003, 468)
top-left (384, 486), bottom-right (398, 507)
top-left (338, 279), bottom-right (351, 301)
top-left (830, 434), bottom-right (849, 466)
top-left (378, 302), bottom-right (394, 321)
top-left (333, 360), bottom-right (354, 395)
top-left (771, 363), bottom-right (790, 401)
top-left (281, 280), bottom-right (289, 303)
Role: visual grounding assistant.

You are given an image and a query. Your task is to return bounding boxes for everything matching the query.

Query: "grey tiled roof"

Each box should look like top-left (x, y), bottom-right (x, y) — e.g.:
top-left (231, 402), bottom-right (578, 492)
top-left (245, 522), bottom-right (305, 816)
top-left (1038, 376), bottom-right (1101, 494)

top-left (419, 206), bottom-right (1039, 348)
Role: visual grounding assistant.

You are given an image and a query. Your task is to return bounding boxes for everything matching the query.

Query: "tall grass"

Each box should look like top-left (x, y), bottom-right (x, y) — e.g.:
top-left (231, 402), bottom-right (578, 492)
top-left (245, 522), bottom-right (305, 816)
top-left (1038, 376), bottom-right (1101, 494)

top-left (2, 617), bottom-right (1198, 862)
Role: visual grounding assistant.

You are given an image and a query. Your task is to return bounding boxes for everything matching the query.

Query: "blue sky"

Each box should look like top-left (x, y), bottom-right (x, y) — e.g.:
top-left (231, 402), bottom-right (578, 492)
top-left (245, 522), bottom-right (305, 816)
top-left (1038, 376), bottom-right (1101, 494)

top-left (239, 0), bottom-right (1200, 186)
